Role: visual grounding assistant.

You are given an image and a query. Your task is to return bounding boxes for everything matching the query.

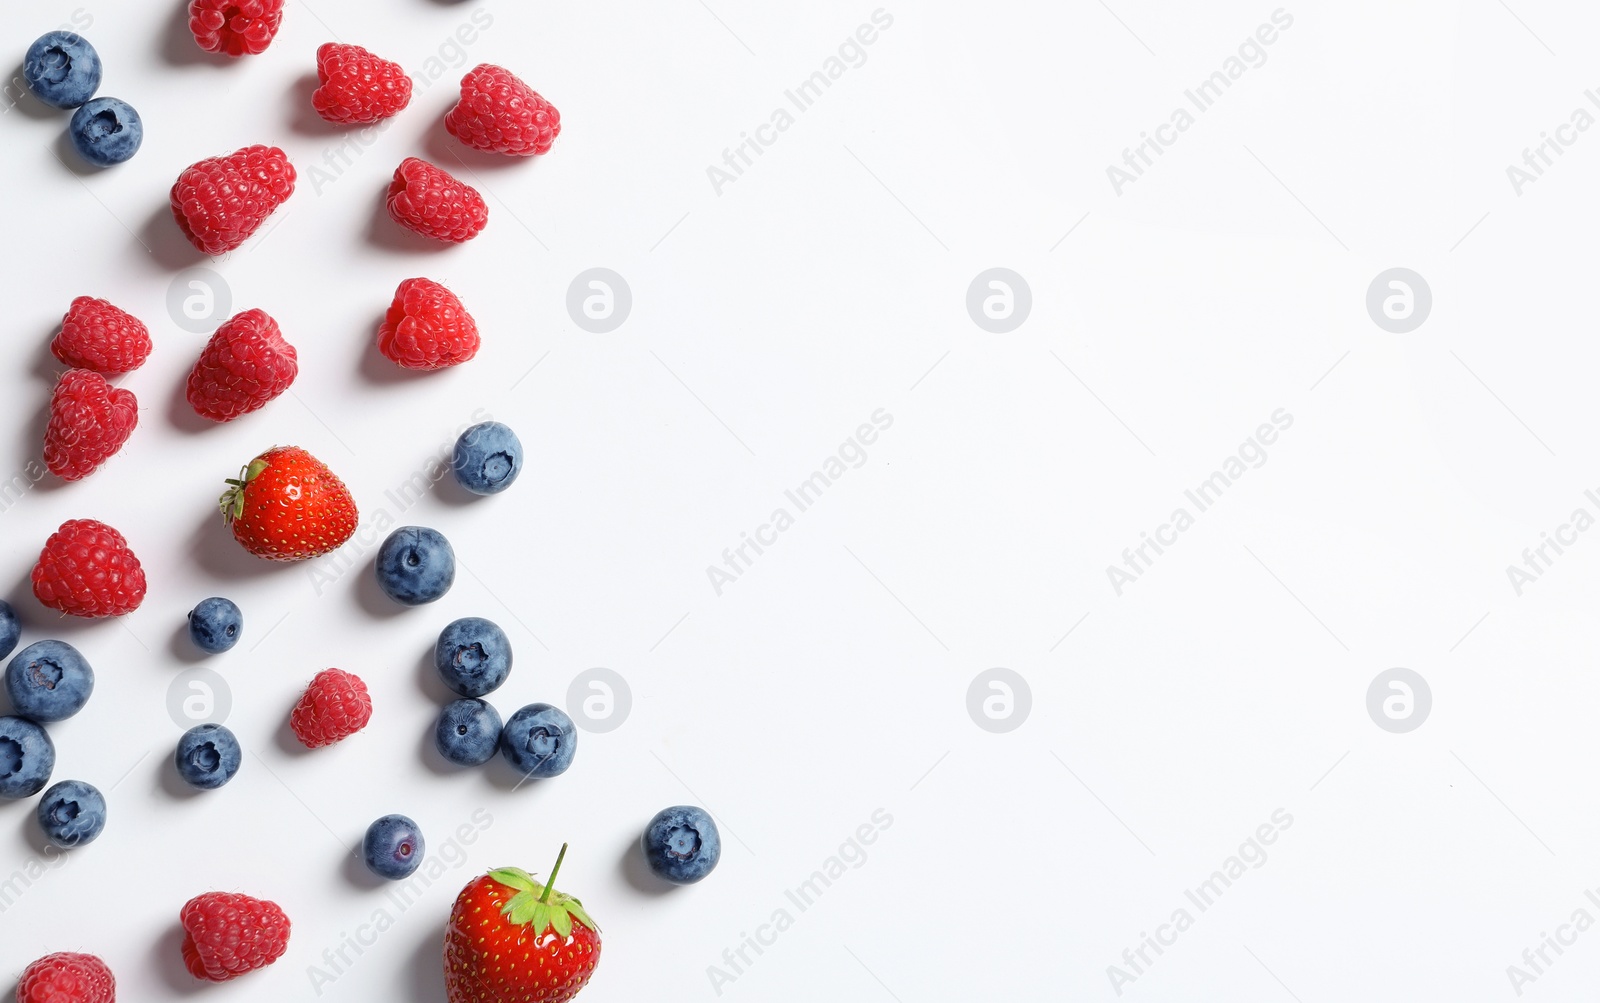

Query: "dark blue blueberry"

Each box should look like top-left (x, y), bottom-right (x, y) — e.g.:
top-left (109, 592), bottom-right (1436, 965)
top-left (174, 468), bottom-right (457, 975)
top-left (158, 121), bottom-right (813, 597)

top-left (0, 716), bottom-right (54, 799)
top-left (0, 600), bottom-right (18, 661)
top-left (434, 617), bottom-right (511, 697)
top-left (452, 421), bottom-right (524, 495)
top-left (375, 526), bottom-right (455, 606)
top-left (500, 703), bottom-right (576, 779)
top-left (363, 814), bottom-right (425, 880)
top-left (174, 723), bottom-right (242, 790)
top-left (36, 779), bottom-right (105, 848)
top-left (23, 31), bottom-right (101, 109)
top-left (69, 97), bottom-right (142, 168)
top-left (5, 640), bottom-right (93, 722)
top-left (187, 597), bottom-right (244, 654)
top-left (642, 805), bottom-right (721, 884)
top-left (434, 698), bottom-right (502, 766)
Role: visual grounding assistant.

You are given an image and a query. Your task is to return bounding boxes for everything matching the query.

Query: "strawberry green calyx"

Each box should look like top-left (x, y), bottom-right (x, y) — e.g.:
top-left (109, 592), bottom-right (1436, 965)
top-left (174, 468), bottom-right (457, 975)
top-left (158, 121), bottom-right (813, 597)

top-left (218, 458), bottom-right (269, 523)
top-left (488, 844), bottom-right (599, 938)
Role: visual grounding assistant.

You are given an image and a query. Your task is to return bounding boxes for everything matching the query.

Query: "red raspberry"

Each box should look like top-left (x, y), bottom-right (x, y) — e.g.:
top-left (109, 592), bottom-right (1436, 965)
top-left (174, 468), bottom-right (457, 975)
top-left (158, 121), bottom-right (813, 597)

top-left (290, 668), bottom-right (372, 748)
top-left (171, 146), bottom-right (296, 255)
top-left (32, 518), bottom-right (147, 618)
top-left (187, 309), bottom-right (298, 422)
top-left (188, 0), bottom-right (283, 56)
top-left (17, 952), bottom-right (116, 1003)
top-left (445, 63), bottom-right (561, 156)
top-left (312, 42), bottom-right (412, 124)
top-left (377, 278), bottom-right (480, 370)
top-left (52, 296), bottom-right (152, 374)
top-left (180, 891), bottom-right (291, 982)
top-left (386, 157), bottom-right (487, 243)
top-left (44, 370), bottom-right (138, 481)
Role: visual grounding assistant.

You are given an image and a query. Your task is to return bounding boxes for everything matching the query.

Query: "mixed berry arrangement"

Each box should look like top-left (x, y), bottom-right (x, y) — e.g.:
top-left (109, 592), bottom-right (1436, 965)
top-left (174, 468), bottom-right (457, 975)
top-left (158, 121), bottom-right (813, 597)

top-left (5, 7), bottom-right (720, 1001)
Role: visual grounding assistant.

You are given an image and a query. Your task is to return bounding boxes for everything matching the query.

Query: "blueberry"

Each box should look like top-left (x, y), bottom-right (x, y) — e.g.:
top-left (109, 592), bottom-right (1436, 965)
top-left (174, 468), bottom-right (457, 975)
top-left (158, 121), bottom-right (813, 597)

top-left (0, 600), bottom-right (18, 661)
top-left (174, 724), bottom-right (242, 790)
top-left (452, 422), bottom-right (524, 495)
top-left (5, 640), bottom-right (93, 723)
top-left (187, 597), bottom-right (243, 654)
top-left (23, 31), bottom-right (101, 109)
top-left (434, 617), bottom-right (511, 697)
top-left (69, 97), bottom-right (142, 168)
top-left (500, 703), bottom-right (576, 779)
top-left (0, 717), bottom-right (54, 799)
top-left (363, 814), bottom-right (425, 880)
top-left (435, 698), bottom-right (502, 766)
top-left (36, 780), bottom-right (105, 848)
top-left (642, 805), bottom-right (721, 884)
top-left (375, 527), bottom-right (455, 606)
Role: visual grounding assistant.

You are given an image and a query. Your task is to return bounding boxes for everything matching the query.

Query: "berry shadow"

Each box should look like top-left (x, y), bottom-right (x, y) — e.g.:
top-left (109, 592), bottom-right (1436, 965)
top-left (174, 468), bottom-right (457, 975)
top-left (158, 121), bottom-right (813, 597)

top-left (272, 706), bottom-right (317, 759)
top-left (165, 369), bottom-right (218, 433)
top-left (50, 130), bottom-right (104, 178)
top-left (3, 65), bottom-right (59, 121)
top-left (419, 130), bottom-right (528, 174)
top-left (357, 340), bottom-right (433, 387)
top-left (287, 71), bottom-right (342, 137)
top-left (31, 322), bottom-right (67, 383)
top-left (153, 923), bottom-right (209, 996)
top-left (342, 845), bottom-right (389, 890)
top-left (157, 752), bottom-right (207, 802)
top-left (166, 620), bottom-right (210, 665)
top-left (139, 202), bottom-right (208, 271)
top-left (354, 557), bottom-right (410, 619)
top-left (1, 567), bottom-right (125, 640)
top-left (618, 830), bottom-right (679, 896)
top-left (431, 469), bottom-right (479, 508)
top-left (158, 0), bottom-right (230, 68)
top-left (404, 926), bottom-right (448, 1003)
top-left (365, 187), bottom-right (456, 256)
top-left (187, 504), bottom-right (285, 581)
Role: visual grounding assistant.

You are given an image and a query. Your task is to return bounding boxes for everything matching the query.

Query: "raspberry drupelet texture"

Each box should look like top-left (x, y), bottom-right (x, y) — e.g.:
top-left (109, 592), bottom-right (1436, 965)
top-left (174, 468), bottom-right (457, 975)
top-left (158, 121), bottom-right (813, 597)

top-left (385, 157), bottom-right (487, 244)
top-left (312, 42), bottom-right (412, 124)
top-left (377, 278), bottom-right (480, 370)
top-left (52, 296), bottom-right (152, 374)
top-left (290, 668), bottom-right (373, 748)
top-left (31, 518), bottom-right (147, 618)
top-left (444, 63), bottom-right (561, 156)
top-left (16, 952), bottom-right (115, 1003)
top-left (180, 891), bottom-right (291, 981)
top-left (43, 369), bottom-right (137, 480)
top-left (188, 0), bottom-right (284, 56)
top-left (187, 308), bottom-right (298, 422)
top-left (171, 145), bottom-right (296, 255)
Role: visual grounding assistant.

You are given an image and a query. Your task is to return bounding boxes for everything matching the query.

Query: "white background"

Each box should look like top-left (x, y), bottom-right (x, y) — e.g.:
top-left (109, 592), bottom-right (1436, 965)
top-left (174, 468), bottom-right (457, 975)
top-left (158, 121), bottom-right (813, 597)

top-left (1, 0), bottom-right (1599, 1000)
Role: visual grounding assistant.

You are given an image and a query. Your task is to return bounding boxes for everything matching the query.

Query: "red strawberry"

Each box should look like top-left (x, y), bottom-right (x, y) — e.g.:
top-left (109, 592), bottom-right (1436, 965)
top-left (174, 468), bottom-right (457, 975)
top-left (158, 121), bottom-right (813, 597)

top-left (44, 370), bottom-right (138, 481)
top-left (377, 278), bottom-right (480, 370)
top-left (32, 518), bottom-right (147, 618)
top-left (289, 668), bottom-right (372, 748)
top-left (171, 146), bottom-right (296, 255)
top-left (445, 845), bottom-right (601, 1003)
top-left (180, 891), bottom-right (291, 982)
top-left (386, 158), bottom-right (487, 244)
top-left (186, 308), bottom-right (298, 422)
top-left (221, 446), bottom-right (358, 561)
top-left (312, 42), bottom-right (412, 124)
top-left (188, 0), bottom-right (284, 56)
top-left (52, 296), bottom-right (153, 374)
top-left (445, 64), bottom-right (561, 157)
top-left (16, 952), bottom-right (115, 1003)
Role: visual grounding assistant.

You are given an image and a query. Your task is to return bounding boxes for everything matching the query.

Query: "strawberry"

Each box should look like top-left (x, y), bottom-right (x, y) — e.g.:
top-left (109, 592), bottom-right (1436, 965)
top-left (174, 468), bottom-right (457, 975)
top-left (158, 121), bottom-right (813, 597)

top-left (445, 845), bottom-right (601, 1003)
top-left (16, 951), bottom-right (115, 1003)
top-left (220, 446), bottom-right (358, 561)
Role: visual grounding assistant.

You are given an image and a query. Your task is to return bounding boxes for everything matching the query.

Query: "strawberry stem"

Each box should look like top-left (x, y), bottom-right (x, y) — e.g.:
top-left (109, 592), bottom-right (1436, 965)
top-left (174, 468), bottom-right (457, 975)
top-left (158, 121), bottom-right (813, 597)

top-left (539, 843), bottom-right (568, 903)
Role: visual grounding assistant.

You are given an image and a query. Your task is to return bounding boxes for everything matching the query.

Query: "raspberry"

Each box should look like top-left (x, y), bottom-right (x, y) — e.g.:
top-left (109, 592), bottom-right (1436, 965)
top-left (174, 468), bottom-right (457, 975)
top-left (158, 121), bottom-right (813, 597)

top-left (444, 63), bottom-right (561, 156)
top-left (17, 952), bottom-right (115, 1003)
top-left (188, 0), bottom-right (283, 57)
top-left (187, 308), bottom-right (298, 422)
top-left (377, 278), bottom-right (480, 370)
top-left (32, 518), bottom-right (147, 618)
top-left (52, 296), bottom-right (152, 374)
top-left (312, 42), bottom-right (412, 124)
top-left (44, 369), bottom-right (138, 481)
top-left (386, 157), bottom-right (487, 243)
top-left (171, 145), bottom-right (296, 255)
top-left (290, 668), bottom-right (372, 748)
top-left (180, 891), bottom-right (291, 982)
